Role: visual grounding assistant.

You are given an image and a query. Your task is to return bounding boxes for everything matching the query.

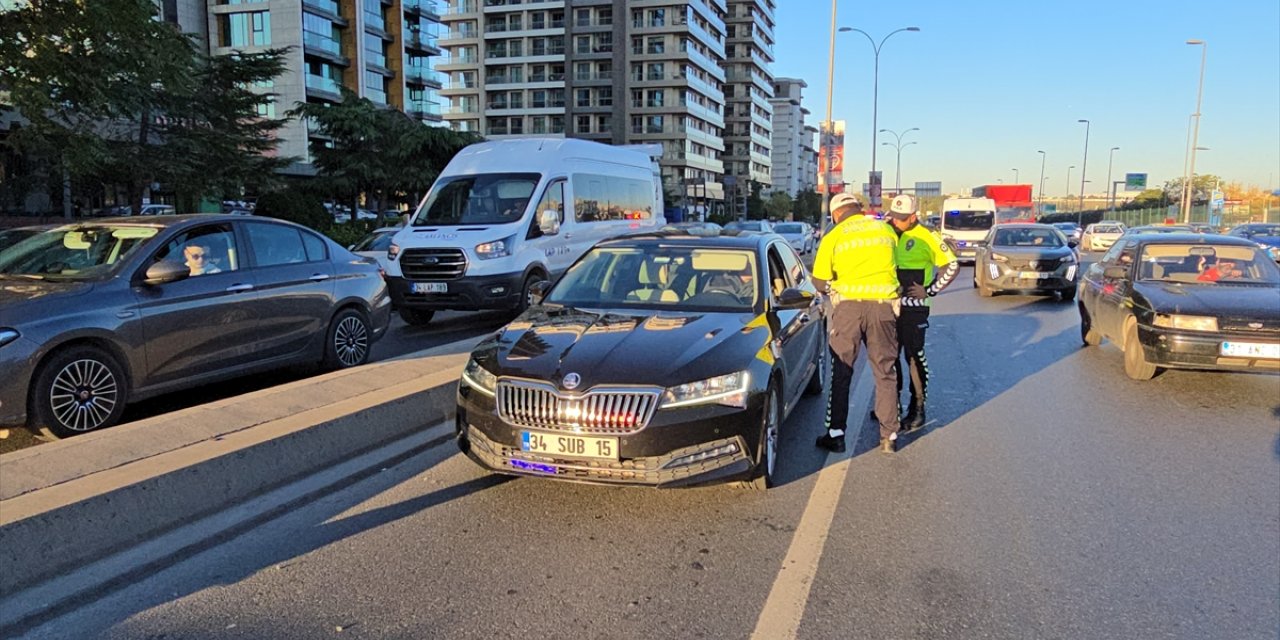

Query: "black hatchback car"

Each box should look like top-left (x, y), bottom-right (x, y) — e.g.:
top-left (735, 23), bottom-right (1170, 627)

top-left (1078, 233), bottom-right (1280, 379)
top-left (455, 231), bottom-right (827, 489)
top-left (0, 216), bottom-right (391, 437)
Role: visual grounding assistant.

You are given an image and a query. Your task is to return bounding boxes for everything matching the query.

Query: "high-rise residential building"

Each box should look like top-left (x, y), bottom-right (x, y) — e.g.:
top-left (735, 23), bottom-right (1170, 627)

top-left (157, 0), bottom-right (445, 175)
top-left (721, 0), bottom-right (774, 189)
top-left (439, 0), bottom-right (744, 206)
top-left (800, 123), bottom-right (819, 192)
top-left (767, 76), bottom-right (814, 197)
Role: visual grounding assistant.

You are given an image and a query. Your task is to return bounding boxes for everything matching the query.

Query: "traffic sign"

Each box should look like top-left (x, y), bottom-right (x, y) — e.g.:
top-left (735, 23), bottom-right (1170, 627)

top-left (1124, 173), bottom-right (1147, 191)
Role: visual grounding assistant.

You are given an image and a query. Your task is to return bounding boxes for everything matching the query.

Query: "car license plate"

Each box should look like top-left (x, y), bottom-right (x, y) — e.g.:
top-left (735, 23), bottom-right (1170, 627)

top-left (521, 431), bottom-right (619, 460)
top-left (1220, 341), bottom-right (1280, 359)
top-left (411, 282), bottom-right (447, 294)
top-left (1018, 271), bottom-right (1052, 279)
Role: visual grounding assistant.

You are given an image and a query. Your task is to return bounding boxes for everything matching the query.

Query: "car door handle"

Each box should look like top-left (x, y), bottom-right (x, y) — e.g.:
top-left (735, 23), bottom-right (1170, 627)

top-left (309, 274), bottom-right (331, 282)
top-left (225, 283), bottom-right (254, 293)
top-left (563, 232), bottom-right (573, 239)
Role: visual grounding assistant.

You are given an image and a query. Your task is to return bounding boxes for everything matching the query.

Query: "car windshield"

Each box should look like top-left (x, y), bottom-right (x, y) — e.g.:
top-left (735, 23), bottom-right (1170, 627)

top-left (546, 245), bottom-right (759, 312)
top-left (412, 173), bottom-right (540, 226)
top-left (774, 223), bottom-right (806, 234)
top-left (993, 227), bottom-right (1064, 247)
top-left (726, 221), bottom-right (767, 232)
top-left (944, 210), bottom-right (994, 231)
top-left (1137, 244), bottom-right (1280, 285)
top-left (1091, 225), bottom-right (1122, 234)
top-left (0, 224), bottom-right (159, 280)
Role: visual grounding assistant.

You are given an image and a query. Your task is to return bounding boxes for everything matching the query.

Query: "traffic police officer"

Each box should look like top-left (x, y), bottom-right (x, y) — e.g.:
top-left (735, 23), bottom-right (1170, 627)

top-left (813, 193), bottom-right (902, 454)
top-left (886, 194), bottom-right (959, 431)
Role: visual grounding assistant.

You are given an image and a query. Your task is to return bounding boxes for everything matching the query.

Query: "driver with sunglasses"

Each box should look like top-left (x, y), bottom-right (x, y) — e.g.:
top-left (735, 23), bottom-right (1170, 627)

top-left (183, 244), bottom-right (222, 276)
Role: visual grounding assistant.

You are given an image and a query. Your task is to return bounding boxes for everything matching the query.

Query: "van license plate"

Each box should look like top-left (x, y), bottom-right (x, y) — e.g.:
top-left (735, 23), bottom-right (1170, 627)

top-left (1221, 342), bottom-right (1280, 359)
top-left (411, 282), bottom-right (447, 294)
top-left (521, 431), bottom-right (619, 460)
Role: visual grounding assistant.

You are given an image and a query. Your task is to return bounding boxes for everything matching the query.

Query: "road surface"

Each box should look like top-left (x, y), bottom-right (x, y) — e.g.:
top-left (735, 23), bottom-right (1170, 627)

top-left (23, 266), bottom-right (1280, 639)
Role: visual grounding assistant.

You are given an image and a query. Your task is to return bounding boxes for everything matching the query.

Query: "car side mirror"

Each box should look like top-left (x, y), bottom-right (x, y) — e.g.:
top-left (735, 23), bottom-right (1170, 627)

top-left (1103, 265), bottom-right (1128, 280)
top-left (538, 209), bottom-right (560, 236)
top-left (776, 287), bottom-right (814, 310)
top-left (528, 280), bottom-right (550, 306)
top-left (143, 261), bottom-right (190, 286)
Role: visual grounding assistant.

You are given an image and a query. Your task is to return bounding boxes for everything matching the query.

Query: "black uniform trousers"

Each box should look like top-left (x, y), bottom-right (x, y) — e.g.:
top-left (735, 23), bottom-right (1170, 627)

top-left (895, 307), bottom-right (930, 415)
top-left (825, 299), bottom-right (901, 441)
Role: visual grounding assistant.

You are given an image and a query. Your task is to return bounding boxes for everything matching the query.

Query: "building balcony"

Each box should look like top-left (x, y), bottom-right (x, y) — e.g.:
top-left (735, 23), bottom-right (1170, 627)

top-left (406, 67), bottom-right (445, 88)
top-left (302, 0), bottom-right (346, 23)
top-left (405, 31), bottom-right (441, 53)
top-left (404, 0), bottom-right (442, 20)
top-left (408, 99), bottom-right (443, 119)
top-left (304, 74), bottom-right (344, 100)
top-left (444, 1), bottom-right (479, 15)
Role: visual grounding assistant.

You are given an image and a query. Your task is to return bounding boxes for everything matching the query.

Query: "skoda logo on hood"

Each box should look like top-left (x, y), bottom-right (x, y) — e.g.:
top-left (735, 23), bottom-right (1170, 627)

top-left (562, 373), bottom-right (582, 390)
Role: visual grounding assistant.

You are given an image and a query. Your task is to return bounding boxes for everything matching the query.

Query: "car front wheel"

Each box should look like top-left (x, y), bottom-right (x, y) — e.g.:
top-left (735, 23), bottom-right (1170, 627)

top-left (33, 346), bottom-right (128, 438)
top-left (742, 387), bottom-right (780, 490)
top-left (1123, 320), bottom-right (1158, 380)
top-left (399, 308), bottom-right (435, 326)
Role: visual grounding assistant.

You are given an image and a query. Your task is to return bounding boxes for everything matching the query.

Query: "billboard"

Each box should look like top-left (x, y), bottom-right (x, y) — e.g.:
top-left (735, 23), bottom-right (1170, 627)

top-left (868, 171), bottom-right (882, 207)
top-left (817, 120), bottom-right (846, 195)
top-left (1124, 173), bottom-right (1148, 191)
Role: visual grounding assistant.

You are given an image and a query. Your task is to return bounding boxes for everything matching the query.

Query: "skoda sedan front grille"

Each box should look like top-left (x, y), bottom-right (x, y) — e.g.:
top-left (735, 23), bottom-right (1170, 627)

top-left (496, 380), bottom-right (662, 435)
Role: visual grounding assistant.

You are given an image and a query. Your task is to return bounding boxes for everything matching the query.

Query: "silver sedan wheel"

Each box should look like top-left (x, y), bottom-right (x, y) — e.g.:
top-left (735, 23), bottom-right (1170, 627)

top-left (49, 359), bottom-right (119, 433)
top-left (334, 316), bottom-right (369, 367)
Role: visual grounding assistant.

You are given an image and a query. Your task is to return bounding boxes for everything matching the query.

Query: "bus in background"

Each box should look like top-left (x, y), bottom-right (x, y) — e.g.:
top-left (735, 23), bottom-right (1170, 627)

top-left (940, 197), bottom-right (997, 263)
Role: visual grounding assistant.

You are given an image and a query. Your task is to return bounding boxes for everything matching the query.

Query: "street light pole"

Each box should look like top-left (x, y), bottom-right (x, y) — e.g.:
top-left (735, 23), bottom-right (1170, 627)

top-left (820, 0), bottom-right (838, 225)
top-left (1106, 146), bottom-right (1120, 211)
top-left (848, 26), bottom-right (920, 210)
top-left (1066, 165), bottom-right (1075, 210)
top-left (879, 127), bottom-right (918, 194)
top-left (1036, 150), bottom-right (1046, 216)
top-left (1183, 39), bottom-right (1207, 224)
top-left (1012, 168), bottom-right (1019, 183)
top-left (1077, 119), bottom-right (1090, 224)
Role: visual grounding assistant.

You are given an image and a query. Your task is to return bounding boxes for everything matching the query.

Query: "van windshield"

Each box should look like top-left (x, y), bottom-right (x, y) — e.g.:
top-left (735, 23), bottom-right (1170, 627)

top-left (943, 210), bottom-right (994, 231)
top-left (412, 173), bottom-right (540, 226)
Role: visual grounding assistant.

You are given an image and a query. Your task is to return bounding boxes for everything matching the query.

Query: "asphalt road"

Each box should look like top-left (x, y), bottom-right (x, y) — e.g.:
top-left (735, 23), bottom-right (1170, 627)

top-left (23, 264), bottom-right (1280, 639)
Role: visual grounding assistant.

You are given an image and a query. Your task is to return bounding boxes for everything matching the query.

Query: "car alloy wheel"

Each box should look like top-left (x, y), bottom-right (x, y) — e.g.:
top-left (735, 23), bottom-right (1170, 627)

top-left (334, 315), bottom-right (370, 367)
top-left (744, 388), bottom-right (779, 490)
top-left (34, 346), bottom-right (128, 438)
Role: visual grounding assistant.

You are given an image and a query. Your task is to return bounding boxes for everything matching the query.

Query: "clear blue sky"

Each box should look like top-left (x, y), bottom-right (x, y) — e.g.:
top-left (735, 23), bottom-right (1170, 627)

top-left (772, 0), bottom-right (1280, 196)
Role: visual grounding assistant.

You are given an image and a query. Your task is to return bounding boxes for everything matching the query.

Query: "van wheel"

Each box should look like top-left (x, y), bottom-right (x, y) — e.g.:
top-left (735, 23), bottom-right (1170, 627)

top-left (518, 272), bottom-right (547, 313)
top-left (32, 346), bottom-right (128, 438)
top-left (399, 308), bottom-right (435, 326)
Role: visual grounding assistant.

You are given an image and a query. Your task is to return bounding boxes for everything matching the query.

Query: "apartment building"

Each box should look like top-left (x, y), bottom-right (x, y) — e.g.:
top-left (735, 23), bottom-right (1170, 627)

top-left (440, 0), bottom-right (746, 203)
top-left (721, 0), bottom-right (774, 189)
top-left (767, 76), bottom-right (817, 197)
top-left (161, 0), bottom-right (446, 174)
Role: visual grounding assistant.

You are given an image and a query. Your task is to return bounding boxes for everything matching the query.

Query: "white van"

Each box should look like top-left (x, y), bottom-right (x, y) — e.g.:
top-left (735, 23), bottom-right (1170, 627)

top-left (385, 138), bottom-right (663, 325)
top-left (939, 197), bottom-right (997, 263)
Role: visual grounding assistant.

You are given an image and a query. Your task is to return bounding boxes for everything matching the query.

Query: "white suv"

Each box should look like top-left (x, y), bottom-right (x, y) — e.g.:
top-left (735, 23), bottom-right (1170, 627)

top-left (1081, 223), bottom-right (1125, 252)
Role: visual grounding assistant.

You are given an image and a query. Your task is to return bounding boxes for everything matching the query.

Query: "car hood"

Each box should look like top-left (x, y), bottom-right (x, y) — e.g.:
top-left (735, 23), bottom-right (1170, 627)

top-left (0, 277), bottom-right (97, 324)
top-left (474, 305), bottom-right (771, 390)
top-left (989, 246), bottom-right (1075, 260)
top-left (1135, 281), bottom-right (1280, 318)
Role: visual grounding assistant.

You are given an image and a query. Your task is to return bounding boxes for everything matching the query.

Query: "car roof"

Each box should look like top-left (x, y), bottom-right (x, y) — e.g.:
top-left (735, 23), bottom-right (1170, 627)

top-left (600, 229), bottom-right (774, 249)
top-left (992, 223), bottom-right (1056, 229)
top-left (1129, 233), bottom-right (1257, 246)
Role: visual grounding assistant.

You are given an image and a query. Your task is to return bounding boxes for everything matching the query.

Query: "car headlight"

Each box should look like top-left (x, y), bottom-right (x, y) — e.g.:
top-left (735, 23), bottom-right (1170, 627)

top-left (461, 358), bottom-right (497, 396)
top-left (387, 242), bottom-right (400, 262)
top-left (1153, 314), bottom-right (1218, 331)
top-left (0, 328), bottom-right (19, 349)
top-left (990, 253), bottom-right (1008, 262)
top-left (662, 371), bottom-right (749, 409)
top-left (475, 235), bottom-right (515, 260)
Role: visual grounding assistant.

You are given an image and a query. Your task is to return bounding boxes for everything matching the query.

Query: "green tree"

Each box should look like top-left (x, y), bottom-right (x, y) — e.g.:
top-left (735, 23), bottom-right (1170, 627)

top-left (1163, 174), bottom-right (1222, 205)
top-left (746, 180), bottom-right (767, 220)
top-left (0, 0), bottom-right (292, 215)
top-left (763, 191), bottom-right (793, 221)
top-left (793, 189), bottom-right (822, 223)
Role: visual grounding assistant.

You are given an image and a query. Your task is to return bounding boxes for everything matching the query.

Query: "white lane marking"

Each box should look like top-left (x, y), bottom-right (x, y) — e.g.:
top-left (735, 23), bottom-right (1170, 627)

top-left (750, 363), bottom-right (875, 640)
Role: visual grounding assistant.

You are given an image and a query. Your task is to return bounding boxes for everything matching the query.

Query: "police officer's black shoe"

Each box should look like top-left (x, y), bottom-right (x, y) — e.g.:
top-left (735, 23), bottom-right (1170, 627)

top-left (815, 433), bottom-right (846, 453)
top-left (902, 409), bottom-right (926, 433)
top-left (879, 437), bottom-right (896, 454)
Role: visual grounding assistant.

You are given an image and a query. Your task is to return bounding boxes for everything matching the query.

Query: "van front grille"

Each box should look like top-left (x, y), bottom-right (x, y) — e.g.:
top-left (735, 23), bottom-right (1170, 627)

top-left (400, 248), bottom-right (467, 281)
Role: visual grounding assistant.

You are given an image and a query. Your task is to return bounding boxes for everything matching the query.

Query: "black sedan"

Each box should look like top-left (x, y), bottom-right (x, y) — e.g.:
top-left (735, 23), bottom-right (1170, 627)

top-left (455, 231), bottom-right (827, 489)
top-left (973, 223), bottom-right (1080, 300)
top-left (1078, 233), bottom-right (1280, 380)
top-left (0, 215), bottom-right (391, 437)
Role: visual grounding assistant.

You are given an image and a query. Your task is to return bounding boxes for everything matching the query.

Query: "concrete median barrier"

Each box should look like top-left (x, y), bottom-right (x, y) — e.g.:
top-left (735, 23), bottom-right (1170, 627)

top-left (0, 338), bottom-right (478, 598)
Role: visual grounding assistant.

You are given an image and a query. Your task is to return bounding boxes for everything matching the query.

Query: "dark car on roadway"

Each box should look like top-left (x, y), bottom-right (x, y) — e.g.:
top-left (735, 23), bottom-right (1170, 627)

top-left (1124, 224), bottom-right (1195, 236)
top-left (1051, 222), bottom-right (1083, 244)
top-left (1227, 223), bottom-right (1280, 262)
top-left (723, 220), bottom-right (773, 233)
top-left (455, 231), bottom-right (827, 489)
top-left (0, 216), bottom-right (392, 437)
top-left (1078, 233), bottom-right (1280, 380)
top-left (973, 223), bottom-right (1080, 300)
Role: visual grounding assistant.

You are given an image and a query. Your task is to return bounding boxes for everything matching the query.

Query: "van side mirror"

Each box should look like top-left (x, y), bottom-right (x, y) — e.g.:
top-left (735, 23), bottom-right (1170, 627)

top-left (776, 287), bottom-right (814, 310)
top-left (528, 280), bottom-right (550, 306)
top-left (538, 209), bottom-right (560, 236)
top-left (143, 261), bottom-right (190, 286)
